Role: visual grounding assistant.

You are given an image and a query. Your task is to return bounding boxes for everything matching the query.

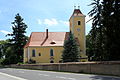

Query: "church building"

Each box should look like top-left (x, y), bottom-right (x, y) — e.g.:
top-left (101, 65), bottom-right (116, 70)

top-left (24, 7), bottom-right (87, 63)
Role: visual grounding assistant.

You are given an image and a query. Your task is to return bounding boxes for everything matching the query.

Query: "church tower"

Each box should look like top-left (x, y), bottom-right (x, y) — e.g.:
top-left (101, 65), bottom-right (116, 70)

top-left (69, 6), bottom-right (87, 61)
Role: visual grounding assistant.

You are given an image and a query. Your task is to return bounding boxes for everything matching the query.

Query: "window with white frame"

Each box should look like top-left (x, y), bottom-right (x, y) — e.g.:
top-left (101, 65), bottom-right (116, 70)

top-left (32, 49), bottom-right (35, 57)
top-left (50, 49), bottom-right (54, 56)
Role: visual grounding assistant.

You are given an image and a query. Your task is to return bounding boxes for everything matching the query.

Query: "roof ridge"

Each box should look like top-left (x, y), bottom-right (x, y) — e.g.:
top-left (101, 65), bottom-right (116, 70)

top-left (32, 32), bottom-right (69, 33)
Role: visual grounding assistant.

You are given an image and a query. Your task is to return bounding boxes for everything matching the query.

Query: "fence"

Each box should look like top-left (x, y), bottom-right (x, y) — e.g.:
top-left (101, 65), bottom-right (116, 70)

top-left (8, 61), bottom-right (120, 76)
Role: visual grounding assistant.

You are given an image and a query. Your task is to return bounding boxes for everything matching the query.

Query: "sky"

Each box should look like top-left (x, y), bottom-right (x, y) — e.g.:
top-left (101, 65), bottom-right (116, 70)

top-left (0, 0), bottom-right (92, 40)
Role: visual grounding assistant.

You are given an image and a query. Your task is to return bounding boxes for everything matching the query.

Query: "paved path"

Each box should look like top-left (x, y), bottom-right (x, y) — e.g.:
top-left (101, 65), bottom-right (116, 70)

top-left (0, 68), bottom-right (120, 80)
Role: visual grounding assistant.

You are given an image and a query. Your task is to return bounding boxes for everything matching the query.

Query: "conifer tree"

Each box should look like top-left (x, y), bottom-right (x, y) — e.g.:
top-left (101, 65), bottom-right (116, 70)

top-left (0, 41), bottom-right (3, 59)
top-left (102, 0), bottom-right (120, 60)
top-left (8, 13), bottom-right (28, 63)
top-left (88, 0), bottom-right (120, 61)
top-left (62, 32), bottom-right (80, 62)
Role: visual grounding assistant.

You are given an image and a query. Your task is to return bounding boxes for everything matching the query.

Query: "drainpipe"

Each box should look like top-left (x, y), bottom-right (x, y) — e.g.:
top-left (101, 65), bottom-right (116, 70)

top-left (28, 47), bottom-right (30, 62)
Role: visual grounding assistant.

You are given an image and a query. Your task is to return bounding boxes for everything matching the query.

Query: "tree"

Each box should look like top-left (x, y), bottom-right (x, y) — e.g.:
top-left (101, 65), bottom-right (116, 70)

top-left (0, 40), bottom-right (5, 59)
top-left (88, 0), bottom-right (105, 61)
top-left (7, 13), bottom-right (28, 63)
top-left (0, 40), bottom-right (9, 59)
top-left (88, 0), bottom-right (120, 61)
top-left (86, 34), bottom-right (94, 61)
top-left (0, 40), bottom-right (14, 65)
top-left (102, 0), bottom-right (120, 60)
top-left (62, 32), bottom-right (80, 62)
top-left (1, 46), bottom-right (18, 65)
top-left (0, 43), bottom-right (3, 59)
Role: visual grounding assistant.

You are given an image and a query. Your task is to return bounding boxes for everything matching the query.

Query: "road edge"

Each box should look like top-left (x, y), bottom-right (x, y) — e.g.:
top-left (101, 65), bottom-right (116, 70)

top-left (0, 72), bottom-right (27, 80)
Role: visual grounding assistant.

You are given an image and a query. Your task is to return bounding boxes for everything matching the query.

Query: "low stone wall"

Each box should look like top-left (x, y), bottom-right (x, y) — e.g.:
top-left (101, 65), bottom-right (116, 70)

top-left (9, 61), bottom-right (120, 76)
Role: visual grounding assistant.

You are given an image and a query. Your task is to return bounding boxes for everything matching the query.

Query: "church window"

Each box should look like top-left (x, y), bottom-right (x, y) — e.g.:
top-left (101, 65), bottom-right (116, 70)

top-left (39, 53), bottom-right (41, 56)
top-left (78, 21), bottom-right (81, 25)
top-left (50, 49), bottom-right (54, 56)
top-left (32, 49), bottom-right (35, 57)
top-left (50, 60), bottom-right (54, 63)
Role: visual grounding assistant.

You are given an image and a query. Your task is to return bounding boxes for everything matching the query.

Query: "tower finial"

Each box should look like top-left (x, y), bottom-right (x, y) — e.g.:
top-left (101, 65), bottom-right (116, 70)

top-left (78, 3), bottom-right (80, 9)
top-left (74, 4), bottom-right (76, 9)
top-left (78, 5), bottom-right (80, 9)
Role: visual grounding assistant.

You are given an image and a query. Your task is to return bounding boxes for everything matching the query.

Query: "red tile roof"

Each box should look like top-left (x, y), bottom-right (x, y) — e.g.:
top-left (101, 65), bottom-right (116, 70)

top-left (24, 32), bottom-right (69, 48)
top-left (73, 9), bottom-right (83, 14)
top-left (72, 9), bottom-right (84, 16)
top-left (69, 9), bottom-right (84, 21)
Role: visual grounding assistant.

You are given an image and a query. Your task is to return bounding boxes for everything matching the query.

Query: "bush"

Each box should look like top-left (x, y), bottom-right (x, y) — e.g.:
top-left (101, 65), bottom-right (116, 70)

top-left (0, 59), bottom-right (4, 65)
top-left (1, 55), bottom-right (18, 65)
top-left (28, 59), bottom-right (36, 64)
top-left (17, 62), bottom-right (24, 65)
top-left (1, 58), bottom-right (10, 65)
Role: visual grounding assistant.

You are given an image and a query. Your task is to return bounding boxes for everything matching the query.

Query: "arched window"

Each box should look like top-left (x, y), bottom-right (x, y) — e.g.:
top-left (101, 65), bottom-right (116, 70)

top-left (50, 49), bottom-right (54, 56)
top-left (50, 60), bottom-right (54, 63)
top-left (78, 21), bottom-right (81, 25)
top-left (32, 49), bottom-right (35, 57)
top-left (38, 53), bottom-right (41, 56)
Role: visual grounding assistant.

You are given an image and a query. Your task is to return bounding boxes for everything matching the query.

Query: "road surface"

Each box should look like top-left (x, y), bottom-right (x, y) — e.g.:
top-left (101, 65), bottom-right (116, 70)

top-left (0, 68), bottom-right (120, 80)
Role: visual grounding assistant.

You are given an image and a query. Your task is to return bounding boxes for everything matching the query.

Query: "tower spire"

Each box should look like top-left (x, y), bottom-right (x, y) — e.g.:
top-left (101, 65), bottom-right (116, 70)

top-left (78, 3), bottom-right (80, 9)
top-left (74, 4), bottom-right (76, 9)
top-left (78, 5), bottom-right (80, 9)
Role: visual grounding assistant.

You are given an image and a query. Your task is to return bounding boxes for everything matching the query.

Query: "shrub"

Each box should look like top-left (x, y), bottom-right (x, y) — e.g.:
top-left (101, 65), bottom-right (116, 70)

top-left (28, 59), bottom-right (36, 64)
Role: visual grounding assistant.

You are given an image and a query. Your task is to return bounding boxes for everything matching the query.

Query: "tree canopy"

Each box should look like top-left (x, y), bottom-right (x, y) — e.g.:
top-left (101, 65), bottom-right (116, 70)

top-left (1, 13), bottom-right (28, 65)
top-left (87, 0), bottom-right (120, 61)
top-left (8, 13), bottom-right (28, 62)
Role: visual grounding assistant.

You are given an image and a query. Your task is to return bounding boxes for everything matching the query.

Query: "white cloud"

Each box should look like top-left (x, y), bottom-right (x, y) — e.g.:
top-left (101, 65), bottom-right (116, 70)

top-left (43, 18), bottom-right (58, 26)
top-left (59, 20), bottom-right (69, 26)
top-left (37, 18), bottom-right (69, 27)
top-left (0, 39), bottom-right (4, 40)
top-left (0, 30), bottom-right (11, 35)
top-left (37, 19), bottom-right (42, 25)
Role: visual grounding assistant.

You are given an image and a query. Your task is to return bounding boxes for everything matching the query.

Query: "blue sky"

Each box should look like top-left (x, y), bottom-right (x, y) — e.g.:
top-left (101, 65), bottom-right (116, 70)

top-left (0, 0), bottom-right (92, 40)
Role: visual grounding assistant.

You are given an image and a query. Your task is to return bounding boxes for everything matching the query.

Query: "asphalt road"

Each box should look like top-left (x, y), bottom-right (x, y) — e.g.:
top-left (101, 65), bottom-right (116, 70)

top-left (0, 68), bottom-right (120, 80)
